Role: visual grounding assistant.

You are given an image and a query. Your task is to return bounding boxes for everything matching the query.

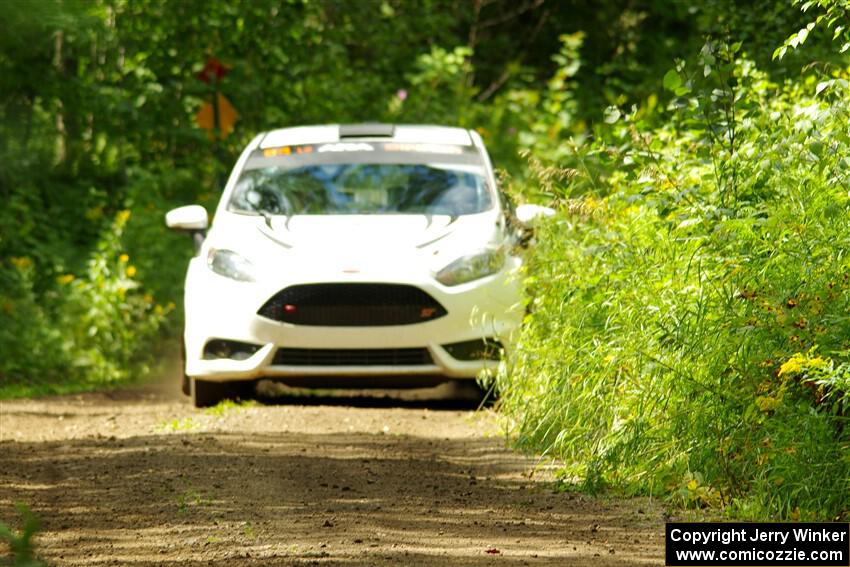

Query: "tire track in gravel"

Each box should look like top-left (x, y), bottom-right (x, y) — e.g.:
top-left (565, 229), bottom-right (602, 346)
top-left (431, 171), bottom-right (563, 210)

top-left (0, 381), bottom-right (666, 566)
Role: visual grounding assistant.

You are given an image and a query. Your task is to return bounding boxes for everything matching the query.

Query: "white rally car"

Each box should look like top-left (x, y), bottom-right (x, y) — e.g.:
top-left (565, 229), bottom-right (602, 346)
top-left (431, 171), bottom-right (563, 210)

top-left (166, 124), bottom-right (550, 406)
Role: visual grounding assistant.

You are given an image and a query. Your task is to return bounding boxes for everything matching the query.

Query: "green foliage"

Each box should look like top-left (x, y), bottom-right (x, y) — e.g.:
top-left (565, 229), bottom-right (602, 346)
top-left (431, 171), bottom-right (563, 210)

top-left (0, 503), bottom-right (45, 567)
top-left (494, 28), bottom-right (850, 519)
top-left (156, 399), bottom-right (256, 431)
top-left (391, 45), bottom-right (477, 125)
top-left (0, 210), bottom-right (170, 397)
top-left (774, 0), bottom-right (850, 60)
top-left (59, 209), bottom-right (172, 384)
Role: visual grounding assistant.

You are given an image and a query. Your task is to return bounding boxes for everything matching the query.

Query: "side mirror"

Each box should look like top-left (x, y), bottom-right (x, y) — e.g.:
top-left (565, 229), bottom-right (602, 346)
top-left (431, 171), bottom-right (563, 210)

top-left (166, 205), bottom-right (208, 254)
top-left (515, 203), bottom-right (555, 227)
top-left (165, 205), bottom-right (208, 231)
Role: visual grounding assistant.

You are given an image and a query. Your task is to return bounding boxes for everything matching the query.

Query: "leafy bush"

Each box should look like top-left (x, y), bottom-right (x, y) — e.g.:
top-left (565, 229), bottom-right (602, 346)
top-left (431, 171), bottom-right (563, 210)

top-left (0, 209), bottom-right (171, 397)
top-left (58, 209), bottom-right (172, 385)
top-left (494, 33), bottom-right (850, 519)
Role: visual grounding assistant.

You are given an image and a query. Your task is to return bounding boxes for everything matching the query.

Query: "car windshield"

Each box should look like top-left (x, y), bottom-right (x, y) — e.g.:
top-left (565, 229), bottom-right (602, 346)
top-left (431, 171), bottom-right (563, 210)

top-left (229, 143), bottom-right (493, 216)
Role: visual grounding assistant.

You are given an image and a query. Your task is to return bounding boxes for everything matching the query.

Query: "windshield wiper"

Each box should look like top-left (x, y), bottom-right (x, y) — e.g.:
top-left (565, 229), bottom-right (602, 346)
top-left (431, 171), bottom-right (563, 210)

top-left (258, 209), bottom-right (274, 229)
top-left (254, 208), bottom-right (294, 230)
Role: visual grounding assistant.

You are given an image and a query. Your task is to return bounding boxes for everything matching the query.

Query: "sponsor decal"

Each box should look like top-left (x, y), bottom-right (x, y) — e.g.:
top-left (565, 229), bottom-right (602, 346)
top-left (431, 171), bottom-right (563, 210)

top-left (317, 142), bottom-right (374, 153)
top-left (263, 145), bottom-right (314, 157)
top-left (383, 142), bottom-right (464, 154)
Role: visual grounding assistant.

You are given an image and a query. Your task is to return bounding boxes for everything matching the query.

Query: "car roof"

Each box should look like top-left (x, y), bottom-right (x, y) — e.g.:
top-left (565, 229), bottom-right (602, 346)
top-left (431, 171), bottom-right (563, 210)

top-left (259, 124), bottom-right (474, 149)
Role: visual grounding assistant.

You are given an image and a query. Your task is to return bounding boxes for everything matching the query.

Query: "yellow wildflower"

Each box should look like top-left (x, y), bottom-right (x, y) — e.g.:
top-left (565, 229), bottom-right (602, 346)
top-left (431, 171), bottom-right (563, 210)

top-left (56, 274), bottom-right (75, 285)
top-left (804, 356), bottom-right (829, 371)
top-left (117, 210), bottom-right (131, 224)
top-left (119, 254), bottom-right (129, 263)
top-left (10, 257), bottom-right (32, 269)
top-left (779, 351), bottom-right (830, 377)
top-left (126, 265), bottom-right (137, 278)
top-left (778, 353), bottom-right (804, 377)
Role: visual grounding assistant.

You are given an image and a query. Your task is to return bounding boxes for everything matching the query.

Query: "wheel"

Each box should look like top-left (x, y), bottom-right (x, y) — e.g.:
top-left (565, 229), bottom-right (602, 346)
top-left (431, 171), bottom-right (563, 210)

top-left (180, 338), bottom-right (191, 396)
top-left (191, 378), bottom-right (255, 408)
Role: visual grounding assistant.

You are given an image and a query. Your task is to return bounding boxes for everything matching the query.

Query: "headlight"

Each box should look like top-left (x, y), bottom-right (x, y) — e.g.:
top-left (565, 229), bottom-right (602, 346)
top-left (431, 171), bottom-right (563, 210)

top-left (207, 248), bottom-right (257, 282)
top-left (435, 248), bottom-right (505, 286)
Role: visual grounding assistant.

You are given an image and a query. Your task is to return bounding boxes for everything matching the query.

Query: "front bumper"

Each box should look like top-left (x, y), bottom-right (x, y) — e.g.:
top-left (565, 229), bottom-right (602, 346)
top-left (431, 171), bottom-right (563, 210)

top-left (182, 258), bottom-right (523, 383)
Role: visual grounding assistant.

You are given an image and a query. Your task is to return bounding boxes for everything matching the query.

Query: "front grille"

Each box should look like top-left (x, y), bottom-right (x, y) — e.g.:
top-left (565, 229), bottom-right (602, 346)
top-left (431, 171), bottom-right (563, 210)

top-left (257, 283), bottom-right (447, 326)
top-left (273, 347), bottom-right (433, 366)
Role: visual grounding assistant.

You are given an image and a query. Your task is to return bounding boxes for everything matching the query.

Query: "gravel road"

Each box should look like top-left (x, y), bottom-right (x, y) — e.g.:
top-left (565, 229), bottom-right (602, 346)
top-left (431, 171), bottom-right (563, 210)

top-left (0, 379), bottom-right (666, 566)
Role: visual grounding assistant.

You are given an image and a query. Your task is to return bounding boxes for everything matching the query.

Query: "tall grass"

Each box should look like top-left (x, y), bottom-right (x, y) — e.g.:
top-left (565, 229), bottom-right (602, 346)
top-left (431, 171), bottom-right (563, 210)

top-left (495, 41), bottom-right (850, 519)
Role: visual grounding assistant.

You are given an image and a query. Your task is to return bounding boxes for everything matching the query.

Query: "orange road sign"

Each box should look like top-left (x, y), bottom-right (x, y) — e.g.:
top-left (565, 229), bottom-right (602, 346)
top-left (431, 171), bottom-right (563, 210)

top-left (196, 93), bottom-right (237, 139)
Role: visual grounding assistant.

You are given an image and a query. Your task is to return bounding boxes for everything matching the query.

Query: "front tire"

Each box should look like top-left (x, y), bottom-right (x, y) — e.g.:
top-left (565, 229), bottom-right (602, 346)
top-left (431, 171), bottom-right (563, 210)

top-left (180, 338), bottom-right (191, 396)
top-left (191, 378), bottom-right (255, 408)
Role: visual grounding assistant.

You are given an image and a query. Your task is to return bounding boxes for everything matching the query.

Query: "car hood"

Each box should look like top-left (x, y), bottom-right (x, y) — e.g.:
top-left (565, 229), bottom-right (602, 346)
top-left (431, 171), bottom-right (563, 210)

top-left (261, 214), bottom-right (469, 250)
top-left (205, 211), bottom-right (504, 277)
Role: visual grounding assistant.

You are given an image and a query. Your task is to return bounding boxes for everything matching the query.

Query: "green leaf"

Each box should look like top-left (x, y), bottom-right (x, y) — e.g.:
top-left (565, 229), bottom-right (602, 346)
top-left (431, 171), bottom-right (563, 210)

top-left (816, 80), bottom-right (831, 95)
top-left (662, 69), bottom-right (682, 91)
top-left (676, 218), bottom-right (702, 230)
top-left (603, 106), bottom-right (621, 124)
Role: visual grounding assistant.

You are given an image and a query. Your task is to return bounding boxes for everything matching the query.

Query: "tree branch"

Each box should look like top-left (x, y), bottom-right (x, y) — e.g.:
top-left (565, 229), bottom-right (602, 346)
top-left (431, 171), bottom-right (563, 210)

top-left (476, 7), bottom-right (550, 102)
top-left (479, 0), bottom-right (545, 29)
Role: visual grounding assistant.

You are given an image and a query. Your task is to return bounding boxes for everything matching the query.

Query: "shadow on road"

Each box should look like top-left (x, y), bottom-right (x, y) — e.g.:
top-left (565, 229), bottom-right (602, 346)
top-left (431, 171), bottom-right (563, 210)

top-left (252, 379), bottom-right (494, 411)
top-left (0, 375), bottom-right (664, 566)
top-left (0, 428), bottom-right (661, 566)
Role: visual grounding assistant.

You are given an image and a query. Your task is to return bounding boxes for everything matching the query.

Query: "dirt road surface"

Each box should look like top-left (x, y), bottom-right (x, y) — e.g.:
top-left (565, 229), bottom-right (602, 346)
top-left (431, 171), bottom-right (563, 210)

top-left (1, 380), bottom-right (666, 566)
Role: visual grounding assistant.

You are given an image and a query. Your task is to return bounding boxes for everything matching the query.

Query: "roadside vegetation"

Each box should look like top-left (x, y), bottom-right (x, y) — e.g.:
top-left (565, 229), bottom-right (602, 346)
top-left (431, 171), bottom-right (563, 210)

top-left (1, 0), bottom-right (847, 520)
top-left (0, 503), bottom-right (44, 567)
top-left (492, 5), bottom-right (850, 521)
